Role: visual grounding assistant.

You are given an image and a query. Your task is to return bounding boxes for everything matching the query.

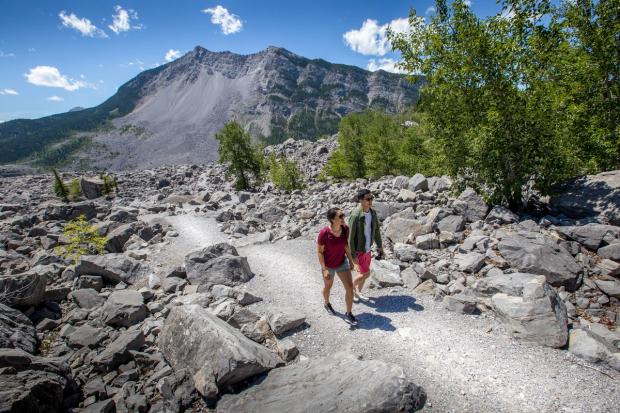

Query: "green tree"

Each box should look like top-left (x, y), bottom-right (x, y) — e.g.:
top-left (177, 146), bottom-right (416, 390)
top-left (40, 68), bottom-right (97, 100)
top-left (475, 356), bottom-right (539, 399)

top-left (389, 0), bottom-right (619, 207)
top-left (68, 178), bottom-right (82, 200)
top-left (101, 174), bottom-right (116, 195)
top-left (268, 153), bottom-right (305, 191)
top-left (55, 215), bottom-right (106, 265)
top-left (215, 122), bottom-right (264, 190)
top-left (52, 168), bottom-right (69, 201)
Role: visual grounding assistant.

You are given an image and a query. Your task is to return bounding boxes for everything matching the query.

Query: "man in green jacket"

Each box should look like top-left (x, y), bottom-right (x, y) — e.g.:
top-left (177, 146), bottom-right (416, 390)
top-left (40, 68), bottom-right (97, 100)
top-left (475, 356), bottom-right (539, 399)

top-left (348, 188), bottom-right (383, 301)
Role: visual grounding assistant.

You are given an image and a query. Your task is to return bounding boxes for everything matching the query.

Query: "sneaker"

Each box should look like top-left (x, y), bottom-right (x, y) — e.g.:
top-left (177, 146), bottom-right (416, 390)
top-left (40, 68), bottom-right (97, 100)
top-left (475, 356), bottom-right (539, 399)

top-left (324, 303), bottom-right (336, 316)
top-left (344, 312), bottom-right (358, 325)
top-left (354, 290), bottom-right (369, 301)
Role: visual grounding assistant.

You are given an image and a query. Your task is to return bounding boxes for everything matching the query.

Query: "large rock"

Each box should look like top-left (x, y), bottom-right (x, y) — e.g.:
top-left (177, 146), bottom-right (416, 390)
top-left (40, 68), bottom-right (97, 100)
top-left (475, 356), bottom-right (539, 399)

top-left (408, 174), bottom-right (428, 192)
top-left (472, 272), bottom-right (541, 297)
top-left (0, 348), bottom-right (73, 413)
top-left (385, 217), bottom-right (430, 244)
top-left (75, 254), bottom-right (144, 285)
top-left (185, 243), bottom-right (253, 291)
top-left (498, 232), bottom-right (582, 290)
top-left (80, 177), bottom-right (104, 199)
top-left (267, 308), bottom-right (306, 336)
top-left (0, 303), bottom-right (36, 353)
top-left (101, 290), bottom-right (147, 327)
top-left (594, 279), bottom-right (620, 299)
top-left (371, 260), bottom-right (404, 287)
top-left (43, 201), bottom-right (97, 221)
top-left (437, 215), bottom-right (465, 233)
top-left (550, 170), bottom-right (620, 225)
top-left (217, 351), bottom-right (426, 413)
top-left (554, 223), bottom-right (620, 251)
top-left (598, 243), bottom-right (620, 261)
top-left (159, 305), bottom-right (281, 399)
top-left (454, 188), bottom-right (488, 222)
top-left (93, 329), bottom-right (144, 371)
top-left (372, 202), bottom-right (411, 221)
top-left (416, 233), bottom-right (439, 250)
top-left (428, 176), bottom-right (451, 193)
top-left (485, 206), bottom-right (519, 225)
top-left (568, 329), bottom-right (620, 371)
top-left (491, 276), bottom-right (568, 348)
top-left (453, 252), bottom-right (485, 273)
top-left (70, 288), bottom-right (105, 309)
top-left (0, 265), bottom-right (49, 307)
top-left (105, 223), bottom-right (137, 253)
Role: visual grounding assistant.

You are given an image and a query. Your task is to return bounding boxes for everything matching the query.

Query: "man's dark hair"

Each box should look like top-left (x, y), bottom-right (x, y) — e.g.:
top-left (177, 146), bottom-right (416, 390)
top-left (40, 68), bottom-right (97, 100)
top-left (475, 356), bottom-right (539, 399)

top-left (356, 189), bottom-right (371, 202)
top-left (326, 207), bottom-right (341, 223)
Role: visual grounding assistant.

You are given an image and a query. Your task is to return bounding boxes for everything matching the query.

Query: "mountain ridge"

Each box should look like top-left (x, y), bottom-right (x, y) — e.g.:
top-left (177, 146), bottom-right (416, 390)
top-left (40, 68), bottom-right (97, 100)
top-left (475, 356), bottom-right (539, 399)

top-left (0, 45), bottom-right (422, 169)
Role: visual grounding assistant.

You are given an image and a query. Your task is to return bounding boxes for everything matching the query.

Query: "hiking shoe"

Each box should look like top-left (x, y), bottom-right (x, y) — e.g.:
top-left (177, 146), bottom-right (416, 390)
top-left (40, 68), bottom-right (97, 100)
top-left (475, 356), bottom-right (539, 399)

top-left (324, 303), bottom-right (336, 316)
top-left (354, 290), bottom-right (369, 301)
top-left (344, 312), bottom-right (358, 325)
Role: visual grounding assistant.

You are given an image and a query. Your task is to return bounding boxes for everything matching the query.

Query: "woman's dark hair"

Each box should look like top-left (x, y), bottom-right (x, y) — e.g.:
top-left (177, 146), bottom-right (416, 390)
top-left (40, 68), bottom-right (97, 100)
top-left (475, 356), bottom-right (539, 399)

top-left (356, 188), bottom-right (371, 201)
top-left (326, 207), bottom-right (341, 223)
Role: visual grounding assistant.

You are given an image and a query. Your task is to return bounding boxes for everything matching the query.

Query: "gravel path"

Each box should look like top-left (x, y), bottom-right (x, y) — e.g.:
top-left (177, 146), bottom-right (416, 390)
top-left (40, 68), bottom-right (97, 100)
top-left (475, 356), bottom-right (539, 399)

top-left (153, 212), bottom-right (620, 412)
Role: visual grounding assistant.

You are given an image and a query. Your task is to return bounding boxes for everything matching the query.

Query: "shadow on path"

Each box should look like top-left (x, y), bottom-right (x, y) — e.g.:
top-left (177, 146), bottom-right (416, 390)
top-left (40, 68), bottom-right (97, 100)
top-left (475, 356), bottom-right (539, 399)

top-left (361, 295), bottom-right (424, 313)
top-left (353, 312), bottom-right (396, 331)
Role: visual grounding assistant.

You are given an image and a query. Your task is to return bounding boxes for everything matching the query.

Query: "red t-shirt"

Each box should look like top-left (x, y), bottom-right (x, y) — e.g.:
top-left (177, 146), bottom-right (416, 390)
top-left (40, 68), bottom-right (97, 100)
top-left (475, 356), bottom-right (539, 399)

top-left (317, 225), bottom-right (349, 269)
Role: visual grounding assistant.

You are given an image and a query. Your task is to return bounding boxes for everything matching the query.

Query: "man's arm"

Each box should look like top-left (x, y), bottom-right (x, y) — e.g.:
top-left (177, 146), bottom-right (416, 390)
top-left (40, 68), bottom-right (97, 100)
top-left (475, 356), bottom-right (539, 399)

top-left (373, 210), bottom-right (383, 251)
top-left (348, 213), bottom-right (357, 259)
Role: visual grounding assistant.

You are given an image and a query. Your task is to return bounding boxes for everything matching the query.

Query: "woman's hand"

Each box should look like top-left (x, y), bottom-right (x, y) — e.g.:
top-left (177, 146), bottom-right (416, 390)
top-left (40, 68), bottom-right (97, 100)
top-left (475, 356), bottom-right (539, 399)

top-left (322, 268), bottom-right (330, 280)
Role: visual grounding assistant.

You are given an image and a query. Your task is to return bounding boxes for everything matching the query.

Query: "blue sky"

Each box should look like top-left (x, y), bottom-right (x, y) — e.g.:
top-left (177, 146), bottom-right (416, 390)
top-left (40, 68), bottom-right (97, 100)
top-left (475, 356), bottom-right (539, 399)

top-left (0, 1), bottom-right (506, 122)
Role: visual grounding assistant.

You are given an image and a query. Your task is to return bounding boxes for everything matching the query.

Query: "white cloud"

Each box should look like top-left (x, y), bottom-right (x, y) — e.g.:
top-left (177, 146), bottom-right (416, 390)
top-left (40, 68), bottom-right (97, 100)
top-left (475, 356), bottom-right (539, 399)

top-left (0, 88), bottom-right (19, 95)
top-left (464, 0), bottom-right (473, 6)
top-left (108, 5), bottom-right (143, 34)
top-left (367, 58), bottom-right (406, 74)
top-left (343, 17), bottom-right (411, 56)
top-left (500, 7), bottom-right (516, 19)
top-left (425, 6), bottom-right (436, 15)
top-left (59, 11), bottom-right (108, 38)
top-left (47, 96), bottom-right (64, 102)
top-left (165, 49), bottom-right (181, 62)
top-left (25, 66), bottom-right (93, 91)
top-left (202, 5), bottom-right (242, 35)
top-left (0, 50), bottom-right (15, 58)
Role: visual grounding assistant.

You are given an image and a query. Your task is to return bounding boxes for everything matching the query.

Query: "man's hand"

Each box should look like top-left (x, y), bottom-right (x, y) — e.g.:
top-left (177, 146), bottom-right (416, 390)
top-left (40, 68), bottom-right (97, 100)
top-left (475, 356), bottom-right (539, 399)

top-left (349, 260), bottom-right (356, 271)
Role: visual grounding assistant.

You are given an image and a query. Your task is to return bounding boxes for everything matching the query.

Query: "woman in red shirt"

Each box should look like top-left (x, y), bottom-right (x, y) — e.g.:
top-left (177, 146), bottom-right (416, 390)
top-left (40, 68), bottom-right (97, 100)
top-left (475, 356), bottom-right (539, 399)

top-left (317, 207), bottom-right (358, 325)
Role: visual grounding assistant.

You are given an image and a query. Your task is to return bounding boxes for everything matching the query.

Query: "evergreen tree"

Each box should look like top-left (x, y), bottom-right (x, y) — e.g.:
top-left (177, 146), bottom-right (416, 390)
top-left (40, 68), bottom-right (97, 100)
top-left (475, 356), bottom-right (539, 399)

top-left (52, 168), bottom-right (69, 201)
top-left (215, 122), bottom-right (264, 190)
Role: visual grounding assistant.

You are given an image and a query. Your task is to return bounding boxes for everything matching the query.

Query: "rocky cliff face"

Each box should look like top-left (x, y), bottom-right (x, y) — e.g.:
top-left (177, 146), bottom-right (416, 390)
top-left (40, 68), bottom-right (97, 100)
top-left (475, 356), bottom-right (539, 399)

top-left (0, 46), bottom-right (420, 170)
top-left (87, 46), bottom-right (420, 170)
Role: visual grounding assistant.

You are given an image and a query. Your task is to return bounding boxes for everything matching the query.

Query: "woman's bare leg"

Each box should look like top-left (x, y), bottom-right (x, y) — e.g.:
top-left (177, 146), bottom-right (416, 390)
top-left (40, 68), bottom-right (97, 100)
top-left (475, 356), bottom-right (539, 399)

top-left (337, 270), bottom-right (354, 313)
top-left (322, 274), bottom-right (334, 304)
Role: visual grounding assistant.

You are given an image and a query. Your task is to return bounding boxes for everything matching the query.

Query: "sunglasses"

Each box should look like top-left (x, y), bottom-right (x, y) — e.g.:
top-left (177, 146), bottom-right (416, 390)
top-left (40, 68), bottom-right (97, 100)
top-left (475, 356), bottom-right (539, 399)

top-left (337, 213), bottom-right (345, 219)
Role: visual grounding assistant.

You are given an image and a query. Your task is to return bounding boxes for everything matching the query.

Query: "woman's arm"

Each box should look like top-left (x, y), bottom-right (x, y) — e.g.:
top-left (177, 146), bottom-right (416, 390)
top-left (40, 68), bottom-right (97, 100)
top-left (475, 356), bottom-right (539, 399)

top-left (317, 244), bottom-right (330, 279)
top-left (345, 243), bottom-right (355, 270)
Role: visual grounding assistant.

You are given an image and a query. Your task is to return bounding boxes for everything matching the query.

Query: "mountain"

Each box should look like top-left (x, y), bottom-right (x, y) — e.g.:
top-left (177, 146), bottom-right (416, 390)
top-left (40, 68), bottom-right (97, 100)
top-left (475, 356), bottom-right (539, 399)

top-left (0, 46), bottom-right (422, 170)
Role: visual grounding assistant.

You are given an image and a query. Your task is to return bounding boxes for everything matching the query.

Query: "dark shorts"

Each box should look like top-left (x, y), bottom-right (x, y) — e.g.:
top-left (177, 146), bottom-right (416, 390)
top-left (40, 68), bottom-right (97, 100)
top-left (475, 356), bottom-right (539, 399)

top-left (326, 257), bottom-right (350, 278)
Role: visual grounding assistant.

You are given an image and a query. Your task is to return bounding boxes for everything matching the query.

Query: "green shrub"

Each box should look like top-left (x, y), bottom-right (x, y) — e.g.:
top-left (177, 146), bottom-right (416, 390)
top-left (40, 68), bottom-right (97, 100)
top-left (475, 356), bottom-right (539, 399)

top-left (55, 215), bottom-right (106, 264)
top-left (268, 153), bottom-right (305, 191)
top-left (68, 179), bottom-right (82, 200)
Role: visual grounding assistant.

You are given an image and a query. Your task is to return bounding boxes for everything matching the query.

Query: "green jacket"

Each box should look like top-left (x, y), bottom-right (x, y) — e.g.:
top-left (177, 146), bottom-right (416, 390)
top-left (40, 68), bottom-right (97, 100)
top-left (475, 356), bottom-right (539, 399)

top-left (348, 206), bottom-right (382, 253)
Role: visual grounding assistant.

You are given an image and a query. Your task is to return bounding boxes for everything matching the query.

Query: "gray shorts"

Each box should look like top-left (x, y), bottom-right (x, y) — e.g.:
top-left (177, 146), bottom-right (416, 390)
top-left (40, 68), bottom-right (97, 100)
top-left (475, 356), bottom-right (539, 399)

top-left (326, 257), bottom-right (351, 278)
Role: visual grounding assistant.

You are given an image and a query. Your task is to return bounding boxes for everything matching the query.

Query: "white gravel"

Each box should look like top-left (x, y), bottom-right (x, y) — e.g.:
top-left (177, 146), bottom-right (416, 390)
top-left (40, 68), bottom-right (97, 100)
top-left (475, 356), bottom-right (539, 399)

top-left (154, 212), bottom-right (620, 412)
